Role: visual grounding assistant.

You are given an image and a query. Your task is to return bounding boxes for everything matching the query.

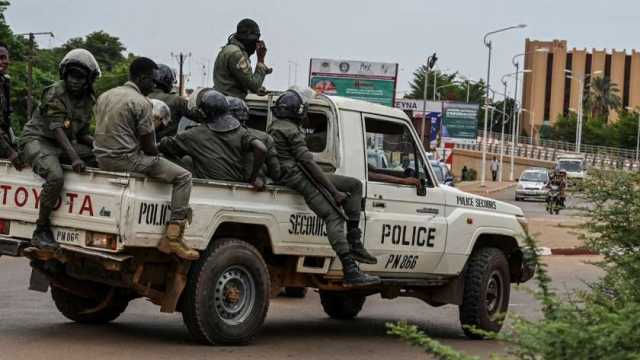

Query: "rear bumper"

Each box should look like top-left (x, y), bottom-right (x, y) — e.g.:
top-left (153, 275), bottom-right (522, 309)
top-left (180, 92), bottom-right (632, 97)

top-left (0, 235), bottom-right (30, 257)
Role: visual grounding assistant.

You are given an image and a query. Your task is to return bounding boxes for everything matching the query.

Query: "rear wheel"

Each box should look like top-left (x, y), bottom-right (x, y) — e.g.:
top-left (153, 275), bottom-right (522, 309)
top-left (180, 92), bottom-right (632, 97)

top-left (181, 238), bottom-right (270, 345)
top-left (320, 291), bottom-right (366, 319)
top-left (51, 285), bottom-right (129, 324)
top-left (459, 247), bottom-right (510, 339)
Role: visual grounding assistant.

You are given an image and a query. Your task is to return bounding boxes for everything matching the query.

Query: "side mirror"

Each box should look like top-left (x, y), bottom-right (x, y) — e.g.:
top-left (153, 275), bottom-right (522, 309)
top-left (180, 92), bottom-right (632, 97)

top-left (417, 177), bottom-right (427, 196)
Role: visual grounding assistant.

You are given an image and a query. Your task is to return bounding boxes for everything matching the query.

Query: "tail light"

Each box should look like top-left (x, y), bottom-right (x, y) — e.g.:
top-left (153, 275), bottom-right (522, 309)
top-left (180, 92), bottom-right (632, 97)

top-left (86, 232), bottom-right (117, 250)
top-left (0, 219), bottom-right (9, 235)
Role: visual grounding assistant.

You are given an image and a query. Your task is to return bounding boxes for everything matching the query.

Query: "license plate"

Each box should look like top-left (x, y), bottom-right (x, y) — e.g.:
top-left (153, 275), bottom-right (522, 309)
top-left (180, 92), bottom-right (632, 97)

top-left (54, 228), bottom-right (85, 246)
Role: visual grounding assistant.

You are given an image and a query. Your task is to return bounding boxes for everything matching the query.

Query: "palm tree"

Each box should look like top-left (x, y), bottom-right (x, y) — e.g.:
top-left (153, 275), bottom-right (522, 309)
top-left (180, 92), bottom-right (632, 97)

top-left (584, 76), bottom-right (622, 121)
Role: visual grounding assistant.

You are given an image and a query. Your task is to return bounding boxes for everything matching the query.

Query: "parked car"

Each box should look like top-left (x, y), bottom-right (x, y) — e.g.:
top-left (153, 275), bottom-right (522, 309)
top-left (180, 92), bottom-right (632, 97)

top-left (515, 168), bottom-right (550, 201)
top-left (430, 161), bottom-right (454, 186)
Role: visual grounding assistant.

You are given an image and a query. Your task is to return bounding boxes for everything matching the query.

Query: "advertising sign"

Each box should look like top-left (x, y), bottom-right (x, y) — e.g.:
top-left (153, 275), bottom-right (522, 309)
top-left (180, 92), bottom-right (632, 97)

top-left (441, 102), bottom-right (480, 144)
top-left (394, 99), bottom-right (443, 144)
top-left (309, 58), bottom-right (398, 107)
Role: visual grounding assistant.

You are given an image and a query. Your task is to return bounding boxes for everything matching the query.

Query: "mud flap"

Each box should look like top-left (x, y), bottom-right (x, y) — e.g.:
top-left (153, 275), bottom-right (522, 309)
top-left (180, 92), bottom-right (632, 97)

top-left (28, 268), bottom-right (50, 293)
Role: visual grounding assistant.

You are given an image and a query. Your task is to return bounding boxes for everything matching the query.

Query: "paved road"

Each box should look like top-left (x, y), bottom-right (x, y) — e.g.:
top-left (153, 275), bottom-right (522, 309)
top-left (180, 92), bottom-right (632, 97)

top-left (490, 186), bottom-right (582, 219)
top-left (0, 255), bottom-right (602, 360)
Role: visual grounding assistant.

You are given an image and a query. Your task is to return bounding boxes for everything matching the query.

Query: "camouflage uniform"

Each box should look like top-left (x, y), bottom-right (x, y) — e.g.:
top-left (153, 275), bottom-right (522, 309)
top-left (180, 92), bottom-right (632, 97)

top-left (0, 74), bottom-right (15, 158)
top-left (269, 118), bottom-right (362, 255)
top-left (94, 81), bottom-right (192, 221)
top-left (158, 124), bottom-right (258, 182)
top-left (244, 127), bottom-right (280, 182)
top-left (213, 38), bottom-right (271, 99)
top-left (21, 81), bottom-right (96, 226)
top-left (148, 88), bottom-right (205, 140)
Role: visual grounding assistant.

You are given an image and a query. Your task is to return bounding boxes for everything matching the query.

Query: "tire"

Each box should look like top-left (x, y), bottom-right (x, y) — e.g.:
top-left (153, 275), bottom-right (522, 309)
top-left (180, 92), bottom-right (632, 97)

top-left (51, 285), bottom-right (129, 324)
top-left (459, 247), bottom-right (510, 339)
top-left (283, 287), bottom-right (308, 298)
top-left (181, 238), bottom-right (270, 345)
top-left (514, 196), bottom-right (520, 202)
top-left (319, 291), bottom-right (366, 320)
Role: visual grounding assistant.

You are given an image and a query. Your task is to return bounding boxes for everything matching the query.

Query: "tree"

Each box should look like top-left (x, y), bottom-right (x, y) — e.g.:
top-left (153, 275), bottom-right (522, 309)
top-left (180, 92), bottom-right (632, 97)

top-left (585, 76), bottom-right (622, 120)
top-left (405, 67), bottom-right (484, 104)
top-left (62, 31), bottom-right (126, 72)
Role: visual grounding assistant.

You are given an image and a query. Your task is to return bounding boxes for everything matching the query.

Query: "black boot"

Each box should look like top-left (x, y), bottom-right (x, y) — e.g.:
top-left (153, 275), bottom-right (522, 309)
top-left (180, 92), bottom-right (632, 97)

top-left (347, 228), bottom-right (378, 264)
top-left (31, 224), bottom-right (58, 250)
top-left (339, 254), bottom-right (380, 288)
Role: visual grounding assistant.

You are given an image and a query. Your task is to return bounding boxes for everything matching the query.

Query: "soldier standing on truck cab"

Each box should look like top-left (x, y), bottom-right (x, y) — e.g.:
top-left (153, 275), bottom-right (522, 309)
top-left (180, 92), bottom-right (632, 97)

top-left (227, 96), bottom-right (280, 183)
top-left (213, 18), bottom-right (272, 99)
top-left (268, 87), bottom-right (380, 288)
top-left (0, 42), bottom-right (22, 170)
top-left (94, 57), bottom-right (198, 261)
top-left (158, 89), bottom-right (267, 188)
top-left (149, 64), bottom-right (205, 140)
top-left (21, 49), bottom-right (100, 249)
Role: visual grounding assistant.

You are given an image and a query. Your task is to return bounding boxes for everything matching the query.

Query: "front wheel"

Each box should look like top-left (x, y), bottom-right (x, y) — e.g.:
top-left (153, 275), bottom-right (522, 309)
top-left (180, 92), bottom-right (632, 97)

top-left (459, 247), bottom-right (510, 339)
top-left (181, 238), bottom-right (270, 345)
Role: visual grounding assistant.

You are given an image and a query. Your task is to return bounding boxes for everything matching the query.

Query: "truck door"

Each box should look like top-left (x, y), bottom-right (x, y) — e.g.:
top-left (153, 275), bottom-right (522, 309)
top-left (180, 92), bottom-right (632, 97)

top-left (362, 115), bottom-right (447, 274)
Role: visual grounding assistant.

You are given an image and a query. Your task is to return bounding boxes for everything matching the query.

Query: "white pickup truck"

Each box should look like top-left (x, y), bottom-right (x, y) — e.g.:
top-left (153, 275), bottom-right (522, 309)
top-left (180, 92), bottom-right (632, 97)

top-left (0, 94), bottom-right (533, 344)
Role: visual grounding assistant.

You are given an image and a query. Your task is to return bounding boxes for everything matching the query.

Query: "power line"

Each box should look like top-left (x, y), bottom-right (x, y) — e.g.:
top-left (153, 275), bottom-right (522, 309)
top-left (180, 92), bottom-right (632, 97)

top-left (171, 51), bottom-right (191, 96)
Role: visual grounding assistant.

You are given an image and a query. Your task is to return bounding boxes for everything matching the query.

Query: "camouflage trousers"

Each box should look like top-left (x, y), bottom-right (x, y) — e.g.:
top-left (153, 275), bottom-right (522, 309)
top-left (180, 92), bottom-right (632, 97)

top-left (98, 154), bottom-right (192, 221)
top-left (22, 139), bottom-right (96, 225)
top-left (284, 170), bottom-right (363, 255)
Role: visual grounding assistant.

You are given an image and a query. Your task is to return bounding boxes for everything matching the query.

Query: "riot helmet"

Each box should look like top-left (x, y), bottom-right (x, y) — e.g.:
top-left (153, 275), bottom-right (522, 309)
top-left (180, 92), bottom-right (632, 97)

top-left (153, 64), bottom-right (176, 92)
top-left (59, 49), bottom-right (101, 83)
top-left (199, 89), bottom-right (240, 132)
top-left (227, 96), bottom-right (250, 124)
top-left (272, 86), bottom-right (316, 122)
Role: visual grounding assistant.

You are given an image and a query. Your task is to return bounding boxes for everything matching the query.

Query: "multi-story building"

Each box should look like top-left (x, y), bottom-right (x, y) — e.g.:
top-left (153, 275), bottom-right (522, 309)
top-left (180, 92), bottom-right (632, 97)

top-left (520, 39), bottom-right (640, 138)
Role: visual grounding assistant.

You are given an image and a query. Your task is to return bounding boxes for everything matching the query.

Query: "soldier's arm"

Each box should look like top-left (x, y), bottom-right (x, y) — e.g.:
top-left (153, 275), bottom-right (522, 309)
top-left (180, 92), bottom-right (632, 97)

top-left (44, 94), bottom-right (84, 171)
top-left (265, 136), bottom-right (281, 181)
top-left (158, 133), bottom-right (190, 159)
top-left (0, 129), bottom-right (20, 169)
top-left (174, 96), bottom-right (206, 123)
top-left (76, 121), bottom-right (94, 147)
top-left (228, 50), bottom-right (269, 94)
top-left (135, 100), bottom-right (159, 156)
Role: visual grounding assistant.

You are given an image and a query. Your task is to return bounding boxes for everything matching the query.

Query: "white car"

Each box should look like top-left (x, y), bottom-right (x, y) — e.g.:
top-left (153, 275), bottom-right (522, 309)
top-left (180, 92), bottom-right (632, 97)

top-left (515, 169), bottom-right (550, 201)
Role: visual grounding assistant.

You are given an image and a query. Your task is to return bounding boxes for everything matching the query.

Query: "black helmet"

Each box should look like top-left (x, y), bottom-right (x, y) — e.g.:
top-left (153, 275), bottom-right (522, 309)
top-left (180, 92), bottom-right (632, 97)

top-left (236, 18), bottom-right (260, 41)
top-left (227, 96), bottom-right (250, 123)
top-left (199, 90), bottom-right (240, 132)
top-left (154, 64), bottom-right (176, 92)
top-left (272, 87), bottom-right (316, 121)
top-left (59, 49), bottom-right (101, 83)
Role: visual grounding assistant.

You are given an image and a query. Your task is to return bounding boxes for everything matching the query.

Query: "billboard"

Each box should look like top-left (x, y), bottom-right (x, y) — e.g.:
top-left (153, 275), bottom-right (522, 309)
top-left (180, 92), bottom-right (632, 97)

top-left (394, 99), bottom-right (443, 144)
top-left (441, 102), bottom-right (480, 144)
top-left (309, 58), bottom-right (398, 107)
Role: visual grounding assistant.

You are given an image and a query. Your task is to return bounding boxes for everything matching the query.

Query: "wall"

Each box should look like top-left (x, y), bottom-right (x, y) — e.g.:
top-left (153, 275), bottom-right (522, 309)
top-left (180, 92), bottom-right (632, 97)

top-left (451, 148), bottom-right (555, 181)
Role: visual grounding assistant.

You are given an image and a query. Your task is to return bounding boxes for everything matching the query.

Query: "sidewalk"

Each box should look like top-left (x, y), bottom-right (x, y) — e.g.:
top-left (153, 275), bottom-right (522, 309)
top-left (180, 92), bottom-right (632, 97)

top-left (456, 181), bottom-right (516, 195)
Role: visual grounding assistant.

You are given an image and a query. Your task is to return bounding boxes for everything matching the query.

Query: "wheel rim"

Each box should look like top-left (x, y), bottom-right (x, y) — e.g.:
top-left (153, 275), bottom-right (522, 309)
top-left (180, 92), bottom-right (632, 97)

top-left (485, 270), bottom-right (504, 317)
top-left (212, 265), bottom-right (256, 326)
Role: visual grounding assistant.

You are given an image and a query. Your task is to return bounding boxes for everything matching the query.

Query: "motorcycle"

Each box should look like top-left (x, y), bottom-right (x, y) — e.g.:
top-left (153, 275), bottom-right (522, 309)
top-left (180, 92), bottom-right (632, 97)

top-left (546, 185), bottom-right (563, 215)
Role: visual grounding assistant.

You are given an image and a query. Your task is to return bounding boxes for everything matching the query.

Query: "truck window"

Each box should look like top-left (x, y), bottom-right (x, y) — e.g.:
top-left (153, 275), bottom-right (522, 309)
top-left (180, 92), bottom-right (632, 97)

top-left (364, 117), bottom-right (430, 186)
top-left (247, 109), bottom-right (328, 153)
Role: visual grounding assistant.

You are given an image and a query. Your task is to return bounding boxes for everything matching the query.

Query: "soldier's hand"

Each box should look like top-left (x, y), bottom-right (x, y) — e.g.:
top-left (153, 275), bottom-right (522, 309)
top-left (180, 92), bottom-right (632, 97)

top-left (251, 177), bottom-right (265, 191)
top-left (72, 159), bottom-right (86, 173)
top-left (333, 191), bottom-right (348, 206)
top-left (257, 87), bottom-right (268, 96)
top-left (256, 40), bottom-right (267, 63)
top-left (8, 152), bottom-right (23, 171)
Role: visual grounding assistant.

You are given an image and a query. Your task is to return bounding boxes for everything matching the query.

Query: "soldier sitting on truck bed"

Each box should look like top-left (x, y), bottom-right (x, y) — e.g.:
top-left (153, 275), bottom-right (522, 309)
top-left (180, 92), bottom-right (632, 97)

top-left (0, 42), bottom-right (22, 170)
top-left (158, 89), bottom-right (267, 189)
top-left (21, 49), bottom-right (100, 249)
top-left (227, 96), bottom-right (280, 183)
top-left (94, 57), bottom-right (198, 261)
top-left (268, 87), bottom-right (380, 288)
top-left (149, 64), bottom-right (205, 140)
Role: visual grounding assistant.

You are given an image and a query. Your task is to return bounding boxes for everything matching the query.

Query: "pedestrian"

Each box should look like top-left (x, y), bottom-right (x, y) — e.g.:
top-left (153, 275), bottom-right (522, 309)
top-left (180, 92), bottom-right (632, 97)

top-left (21, 49), bottom-right (100, 249)
top-left (227, 96), bottom-right (280, 183)
top-left (491, 156), bottom-right (499, 182)
top-left (0, 42), bottom-right (22, 170)
top-left (149, 64), bottom-right (205, 140)
top-left (158, 89), bottom-right (267, 189)
top-left (269, 87), bottom-right (379, 288)
top-left (94, 57), bottom-right (198, 261)
top-left (461, 165), bottom-right (468, 181)
top-left (213, 18), bottom-right (272, 99)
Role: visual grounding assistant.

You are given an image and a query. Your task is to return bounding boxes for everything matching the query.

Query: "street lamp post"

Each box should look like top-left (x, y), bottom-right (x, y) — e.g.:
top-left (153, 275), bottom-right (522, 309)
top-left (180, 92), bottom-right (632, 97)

top-left (422, 54), bottom-right (438, 151)
top-left (480, 24), bottom-right (527, 186)
top-left (502, 70), bottom-right (532, 180)
top-left (565, 70), bottom-right (602, 153)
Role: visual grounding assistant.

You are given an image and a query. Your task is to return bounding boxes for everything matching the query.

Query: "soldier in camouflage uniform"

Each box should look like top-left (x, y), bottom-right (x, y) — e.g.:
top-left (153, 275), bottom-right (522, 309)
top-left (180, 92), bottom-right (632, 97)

top-left (21, 49), bottom-right (100, 249)
top-left (149, 64), bottom-right (205, 140)
top-left (159, 90), bottom-right (267, 188)
top-left (0, 42), bottom-right (22, 170)
top-left (227, 96), bottom-right (280, 183)
top-left (269, 88), bottom-right (380, 288)
top-left (213, 18), bottom-right (272, 99)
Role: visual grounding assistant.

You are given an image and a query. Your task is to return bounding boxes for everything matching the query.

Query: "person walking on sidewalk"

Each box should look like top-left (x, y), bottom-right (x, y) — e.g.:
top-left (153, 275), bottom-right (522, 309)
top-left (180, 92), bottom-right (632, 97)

top-left (490, 156), bottom-right (499, 182)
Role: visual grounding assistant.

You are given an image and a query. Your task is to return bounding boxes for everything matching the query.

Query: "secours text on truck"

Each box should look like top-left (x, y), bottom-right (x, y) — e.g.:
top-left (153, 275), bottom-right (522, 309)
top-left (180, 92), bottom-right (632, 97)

top-left (0, 92), bottom-right (534, 344)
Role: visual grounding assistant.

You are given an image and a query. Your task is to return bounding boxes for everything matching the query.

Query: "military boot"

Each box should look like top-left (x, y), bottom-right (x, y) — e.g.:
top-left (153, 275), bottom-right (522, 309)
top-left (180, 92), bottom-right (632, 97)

top-left (159, 220), bottom-right (199, 261)
top-left (347, 228), bottom-right (377, 264)
top-left (31, 224), bottom-right (59, 250)
top-left (339, 254), bottom-right (380, 288)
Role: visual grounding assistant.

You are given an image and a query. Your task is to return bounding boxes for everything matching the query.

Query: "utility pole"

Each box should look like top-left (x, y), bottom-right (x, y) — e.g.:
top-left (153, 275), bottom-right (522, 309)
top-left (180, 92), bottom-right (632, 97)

top-left (171, 52), bottom-right (191, 96)
top-left (18, 32), bottom-right (54, 117)
top-left (422, 53), bottom-right (437, 152)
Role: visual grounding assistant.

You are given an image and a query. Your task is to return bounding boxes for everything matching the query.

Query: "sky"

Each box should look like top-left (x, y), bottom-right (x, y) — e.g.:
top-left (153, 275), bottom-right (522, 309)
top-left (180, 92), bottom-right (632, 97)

top-left (6, 0), bottom-right (640, 98)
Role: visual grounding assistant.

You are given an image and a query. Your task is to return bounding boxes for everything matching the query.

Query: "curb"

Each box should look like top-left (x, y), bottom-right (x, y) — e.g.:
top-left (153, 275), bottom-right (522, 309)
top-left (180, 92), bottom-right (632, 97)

top-left (537, 246), bottom-right (599, 256)
top-left (462, 183), bottom-right (517, 196)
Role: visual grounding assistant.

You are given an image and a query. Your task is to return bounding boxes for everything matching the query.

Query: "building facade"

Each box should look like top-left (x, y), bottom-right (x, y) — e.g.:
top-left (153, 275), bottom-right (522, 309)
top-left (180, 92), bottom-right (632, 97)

top-left (521, 39), bottom-right (640, 138)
